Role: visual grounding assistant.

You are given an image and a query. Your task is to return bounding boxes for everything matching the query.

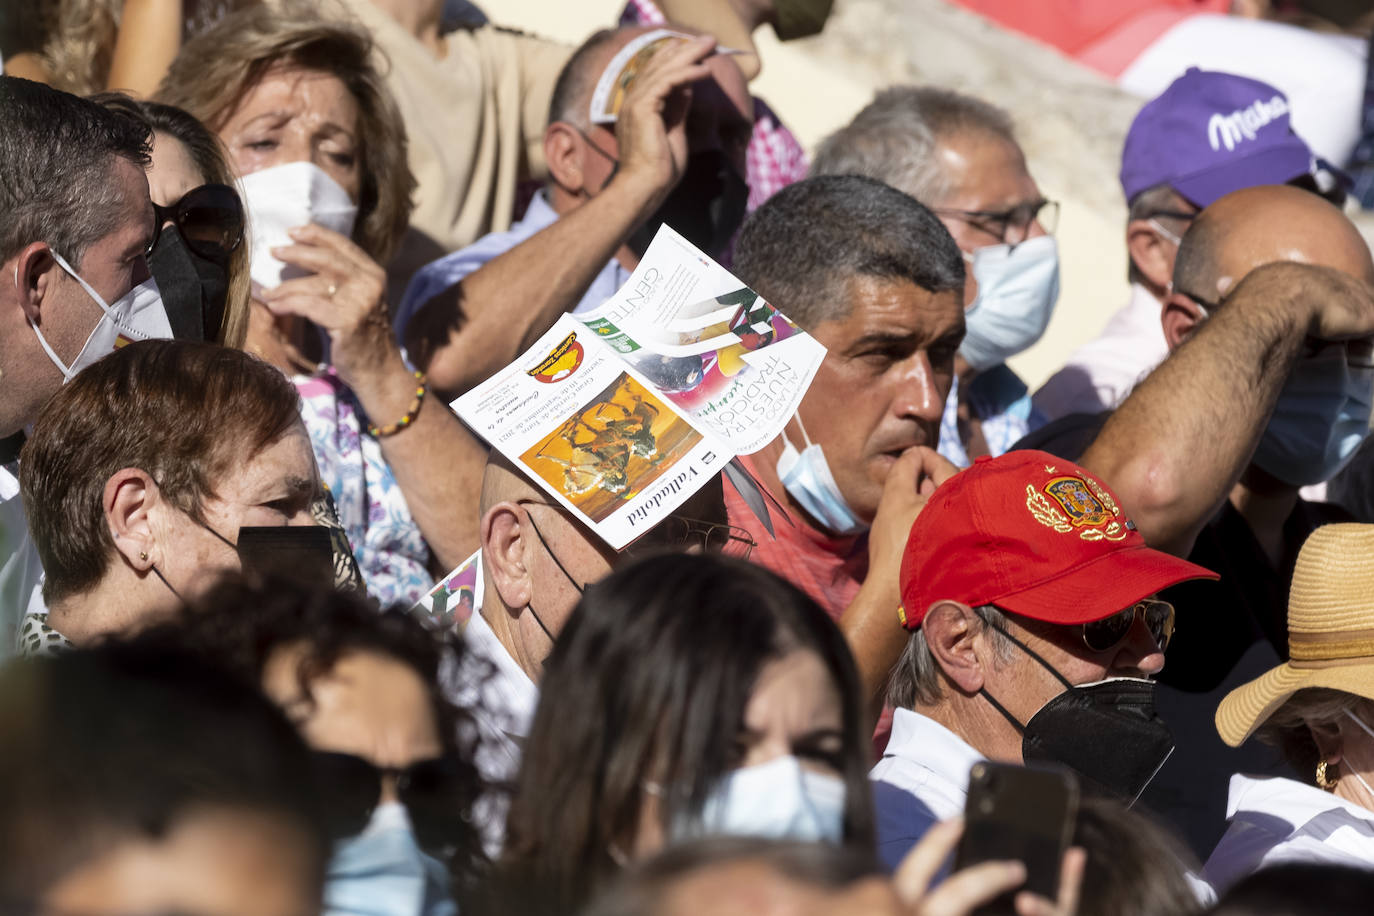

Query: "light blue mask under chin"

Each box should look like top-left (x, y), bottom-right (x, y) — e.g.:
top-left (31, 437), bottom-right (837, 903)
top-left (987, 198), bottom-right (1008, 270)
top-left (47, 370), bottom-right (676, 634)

top-left (325, 802), bottom-right (456, 916)
top-left (775, 414), bottom-right (866, 536)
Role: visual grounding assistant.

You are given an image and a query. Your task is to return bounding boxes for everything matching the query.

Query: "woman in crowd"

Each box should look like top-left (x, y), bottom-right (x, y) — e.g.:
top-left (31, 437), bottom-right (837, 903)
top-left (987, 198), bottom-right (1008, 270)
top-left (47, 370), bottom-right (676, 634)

top-left (498, 553), bottom-right (875, 913)
top-left (127, 572), bottom-right (486, 916)
top-left (1207, 523), bottom-right (1374, 890)
top-left (16, 339), bottom-right (326, 653)
top-left (92, 93), bottom-right (250, 348)
top-left (157, 5), bottom-right (487, 606)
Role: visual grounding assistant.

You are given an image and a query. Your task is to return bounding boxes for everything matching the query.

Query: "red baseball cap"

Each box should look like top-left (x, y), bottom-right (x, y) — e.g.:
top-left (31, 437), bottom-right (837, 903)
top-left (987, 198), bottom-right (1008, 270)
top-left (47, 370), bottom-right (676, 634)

top-left (898, 451), bottom-right (1217, 630)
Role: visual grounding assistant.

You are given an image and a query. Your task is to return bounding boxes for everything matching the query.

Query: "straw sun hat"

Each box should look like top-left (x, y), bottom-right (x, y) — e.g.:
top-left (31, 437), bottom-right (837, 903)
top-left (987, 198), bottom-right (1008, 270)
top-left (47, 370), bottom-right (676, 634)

top-left (1217, 524), bottom-right (1374, 748)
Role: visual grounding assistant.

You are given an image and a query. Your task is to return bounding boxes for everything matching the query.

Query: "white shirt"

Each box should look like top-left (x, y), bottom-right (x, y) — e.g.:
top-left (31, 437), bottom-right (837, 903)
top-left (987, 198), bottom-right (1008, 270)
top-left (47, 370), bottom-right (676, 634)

top-left (447, 597), bottom-right (540, 856)
top-left (1204, 774), bottom-right (1374, 892)
top-left (1033, 283), bottom-right (1168, 423)
top-left (0, 461), bottom-right (46, 662)
top-left (870, 708), bottom-right (986, 869)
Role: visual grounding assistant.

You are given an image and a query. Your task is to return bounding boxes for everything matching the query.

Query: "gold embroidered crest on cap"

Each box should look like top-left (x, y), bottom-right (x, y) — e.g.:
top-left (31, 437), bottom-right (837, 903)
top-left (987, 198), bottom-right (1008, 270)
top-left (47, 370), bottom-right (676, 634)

top-left (1026, 475), bottom-right (1129, 542)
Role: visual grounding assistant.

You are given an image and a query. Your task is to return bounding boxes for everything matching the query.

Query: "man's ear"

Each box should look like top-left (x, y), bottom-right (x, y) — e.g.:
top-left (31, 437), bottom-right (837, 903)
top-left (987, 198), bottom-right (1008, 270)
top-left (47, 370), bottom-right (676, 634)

top-left (923, 601), bottom-right (988, 695)
top-left (1161, 292), bottom-right (1206, 350)
top-left (12, 241), bottom-right (58, 324)
top-left (1125, 220), bottom-right (1176, 293)
top-left (545, 122), bottom-right (587, 197)
top-left (481, 501), bottom-right (533, 612)
top-left (104, 468), bottom-right (159, 573)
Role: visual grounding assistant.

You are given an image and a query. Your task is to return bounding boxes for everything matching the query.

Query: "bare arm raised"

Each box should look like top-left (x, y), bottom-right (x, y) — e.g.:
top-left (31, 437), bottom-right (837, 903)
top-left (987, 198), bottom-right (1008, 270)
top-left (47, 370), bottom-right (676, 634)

top-left (405, 35), bottom-right (719, 398)
top-left (1078, 261), bottom-right (1374, 557)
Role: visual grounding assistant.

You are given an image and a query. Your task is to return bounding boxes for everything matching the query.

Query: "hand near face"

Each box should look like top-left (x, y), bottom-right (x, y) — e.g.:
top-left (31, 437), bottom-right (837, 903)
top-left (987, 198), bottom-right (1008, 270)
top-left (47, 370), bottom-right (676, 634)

top-left (613, 35), bottom-right (717, 202)
top-left (258, 223), bottom-right (396, 386)
top-left (867, 446), bottom-right (960, 579)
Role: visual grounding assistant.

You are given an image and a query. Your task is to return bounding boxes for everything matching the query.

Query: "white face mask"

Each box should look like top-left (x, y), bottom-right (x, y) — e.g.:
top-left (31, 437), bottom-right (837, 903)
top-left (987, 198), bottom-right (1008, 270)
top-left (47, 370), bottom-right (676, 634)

top-left (675, 755), bottom-right (847, 844)
top-left (326, 802), bottom-right (456, 916)
top-left (775, 413), bottom-right (865, 535)
top-left (238, 161), bottom-right (358, 290)
top-left (959, 235), bottom-right (1061, 372)
top-left (26, 251), bottom-right (172, 382)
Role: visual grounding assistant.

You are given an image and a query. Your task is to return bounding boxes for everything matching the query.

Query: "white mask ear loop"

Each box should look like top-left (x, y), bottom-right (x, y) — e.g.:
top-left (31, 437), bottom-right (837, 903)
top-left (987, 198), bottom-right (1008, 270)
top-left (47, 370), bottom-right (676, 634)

top-left (791, 412), bottom-right (816, 450)
top-left (25, 249), bottom-right (116, 383)
top-left (1148, 218), bottom-right (1182, 247)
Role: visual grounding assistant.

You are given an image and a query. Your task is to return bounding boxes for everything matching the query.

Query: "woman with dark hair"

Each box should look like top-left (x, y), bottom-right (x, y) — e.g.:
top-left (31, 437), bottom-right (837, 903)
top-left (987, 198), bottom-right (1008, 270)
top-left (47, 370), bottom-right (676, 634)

top-left (498, 553), bottom-right (874, 913)
top-left (124, 572), bottom-right (487, 916)
top-left (91, 92), bottom-right (250, 348)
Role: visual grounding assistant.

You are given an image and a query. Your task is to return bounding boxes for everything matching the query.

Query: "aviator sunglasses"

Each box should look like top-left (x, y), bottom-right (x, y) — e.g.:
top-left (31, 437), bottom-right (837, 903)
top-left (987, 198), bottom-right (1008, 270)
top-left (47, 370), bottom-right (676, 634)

top-left (147, 183), bottom-right (245, 261)
top-left (1081, 597), bottom-right (1175, 654)
top-left (310, 750), bottom-right (472, 854)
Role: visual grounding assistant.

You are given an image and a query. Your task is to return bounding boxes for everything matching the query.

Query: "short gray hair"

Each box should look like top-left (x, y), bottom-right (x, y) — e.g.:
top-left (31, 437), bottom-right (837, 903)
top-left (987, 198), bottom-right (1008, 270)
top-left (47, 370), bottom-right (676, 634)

top-left (811, 86), bottom-right (1016, 207)
top-left (887, 604), bottom-right (1014, 710)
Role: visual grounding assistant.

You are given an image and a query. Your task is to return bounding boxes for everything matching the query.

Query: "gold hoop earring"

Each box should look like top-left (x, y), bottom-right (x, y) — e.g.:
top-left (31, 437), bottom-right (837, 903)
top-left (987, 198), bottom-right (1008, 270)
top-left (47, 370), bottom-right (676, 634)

top-left (1317, 759), bottom-right (1339, 790)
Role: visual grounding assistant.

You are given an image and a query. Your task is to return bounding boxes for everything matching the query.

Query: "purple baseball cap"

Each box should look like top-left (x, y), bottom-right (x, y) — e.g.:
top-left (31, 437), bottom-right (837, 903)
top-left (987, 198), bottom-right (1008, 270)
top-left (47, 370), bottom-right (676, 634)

top-left (1120, 67), bottom-right (1318, 207)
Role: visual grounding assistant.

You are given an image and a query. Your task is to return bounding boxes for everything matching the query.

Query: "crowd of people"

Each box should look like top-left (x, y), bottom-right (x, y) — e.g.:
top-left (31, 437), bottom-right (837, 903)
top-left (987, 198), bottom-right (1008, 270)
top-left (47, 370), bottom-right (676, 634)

top-left (6, 0), bottom-right (1374, 914)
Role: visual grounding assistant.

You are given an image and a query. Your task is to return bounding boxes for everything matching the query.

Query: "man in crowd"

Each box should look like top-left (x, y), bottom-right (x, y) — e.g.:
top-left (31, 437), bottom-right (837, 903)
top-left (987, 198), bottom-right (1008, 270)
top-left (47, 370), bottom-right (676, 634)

top-left (0, 76), bottom-right (156, 656)
top-left (0, 643), bottom-right (327, 915)
top-left (398, 25), bottom-right (754, 397)
top-left (1034, 68), bottom-right (1335, 421)
top-left (459, 452), bottom-right (750, 849)
top-left (1020, 185), bottom-right (1374, 854)
top-left (811, 86), bottom-right (1061, 464)
top-left (729, 172), bottom-right (1374, 741)
top-left (871, 450), bottom-right (1216, 867)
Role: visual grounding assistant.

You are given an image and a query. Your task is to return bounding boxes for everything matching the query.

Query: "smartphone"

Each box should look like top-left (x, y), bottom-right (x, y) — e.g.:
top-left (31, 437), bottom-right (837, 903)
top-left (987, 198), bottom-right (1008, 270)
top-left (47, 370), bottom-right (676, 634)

top-left (955, 761), bottom-right (1080, 915)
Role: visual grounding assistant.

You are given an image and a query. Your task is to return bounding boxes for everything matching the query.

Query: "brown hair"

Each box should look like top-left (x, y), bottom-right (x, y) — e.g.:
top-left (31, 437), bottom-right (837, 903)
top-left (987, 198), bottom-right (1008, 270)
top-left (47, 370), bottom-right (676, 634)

top-left (19, 339), bottom-right (303, 605)
top-left (155, 3), bottom-right (415, 263)
top-left (90, 92), bottom-right (251, 349)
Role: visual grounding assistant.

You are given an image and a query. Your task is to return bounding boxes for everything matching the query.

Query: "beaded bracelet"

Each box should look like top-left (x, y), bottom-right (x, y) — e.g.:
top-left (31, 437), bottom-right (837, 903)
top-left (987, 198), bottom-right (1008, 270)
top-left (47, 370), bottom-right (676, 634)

top-left (368, 370), bottom-right (428, 438)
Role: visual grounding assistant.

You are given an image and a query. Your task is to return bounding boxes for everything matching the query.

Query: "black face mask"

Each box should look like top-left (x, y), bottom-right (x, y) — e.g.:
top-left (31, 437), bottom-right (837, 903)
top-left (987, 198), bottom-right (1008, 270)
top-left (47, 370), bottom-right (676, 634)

top-left (980, 630), bottom-right (1175, 804)
top-left (147, 225), bottom-right (230, 342)
top-left (154, 523), bottom-right (336, 602)
top-left (627, 149), bottom-right (750, 260)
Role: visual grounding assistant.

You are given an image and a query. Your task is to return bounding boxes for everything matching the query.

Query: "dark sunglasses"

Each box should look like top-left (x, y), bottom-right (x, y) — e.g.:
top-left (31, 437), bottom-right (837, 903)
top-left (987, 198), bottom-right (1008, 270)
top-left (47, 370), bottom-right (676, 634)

top-left (1081, 597), bottom-right (1175, 654)
top-left (310, 750), bottom-right (471, 854)
top-left (148, 183), bottom-right (245, 261)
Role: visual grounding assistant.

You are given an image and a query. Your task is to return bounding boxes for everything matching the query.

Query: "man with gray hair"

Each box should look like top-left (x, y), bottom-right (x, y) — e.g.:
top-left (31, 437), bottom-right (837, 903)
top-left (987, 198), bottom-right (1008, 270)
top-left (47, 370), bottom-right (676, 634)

top-left (396, 26), bottom-right (754, 398)
top-left (812, 86), bottom-right (1060, 467)
top-left (0, 76), bottom-right (157, 657)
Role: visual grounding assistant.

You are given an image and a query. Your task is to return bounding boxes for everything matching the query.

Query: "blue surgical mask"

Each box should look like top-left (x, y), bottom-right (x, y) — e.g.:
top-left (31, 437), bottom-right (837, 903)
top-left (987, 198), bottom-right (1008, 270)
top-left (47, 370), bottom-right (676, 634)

top-left (325, 802), bottom-right (456, 916)
top-left (675, 755), bottom-right (847, 843)
top-left (959, 235), bottom-right (1061, 371)
top-left (775, 414), bottom-right (865, 535)
top-left (1251, 347), bottom-right (1373, 487)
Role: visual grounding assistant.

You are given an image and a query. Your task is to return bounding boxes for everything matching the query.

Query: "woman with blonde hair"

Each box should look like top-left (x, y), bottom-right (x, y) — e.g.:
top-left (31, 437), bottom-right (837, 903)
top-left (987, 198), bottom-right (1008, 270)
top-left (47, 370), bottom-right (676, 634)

top-left (156, 4), bottom-right (487, 606)
top-left (1206, 523), bottom-right (1374, 890)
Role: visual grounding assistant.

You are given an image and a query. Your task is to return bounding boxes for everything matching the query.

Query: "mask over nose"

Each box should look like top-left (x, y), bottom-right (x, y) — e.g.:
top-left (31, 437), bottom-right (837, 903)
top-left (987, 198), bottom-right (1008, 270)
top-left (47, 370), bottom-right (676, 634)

top-left (980, 628), bottom-right (1174, 803)
top-left (1251, 348), bottom-right (1373, 487)
top-left (674, 755), bottom-right (846, 843)
top-left (147, 225), bottom-right (230, 342)
top-left (27, 251), bottom-right (171, 382)
top-left (239, 161), bottom-right (358, 290)
top-left (775, 413), bottom-right (865, 536)
top-left (326, 802), bottom-right (456, 916)
top-left (627, 150), bottom-right (749, 260)
top-left (959, 235), bottom-right (1060, 372)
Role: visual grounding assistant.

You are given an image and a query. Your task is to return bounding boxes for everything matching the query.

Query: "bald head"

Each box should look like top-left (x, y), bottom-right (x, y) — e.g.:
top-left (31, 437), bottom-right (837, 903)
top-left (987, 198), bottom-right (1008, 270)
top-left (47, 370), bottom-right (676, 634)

top-left (1173, 185), bottom-right (1374, 307)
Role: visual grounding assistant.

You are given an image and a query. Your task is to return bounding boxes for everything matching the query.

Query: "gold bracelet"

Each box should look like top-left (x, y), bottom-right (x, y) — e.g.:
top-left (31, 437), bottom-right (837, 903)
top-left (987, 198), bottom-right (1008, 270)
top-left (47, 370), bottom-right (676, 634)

top-left (367, 370), bottom-right (427, 438)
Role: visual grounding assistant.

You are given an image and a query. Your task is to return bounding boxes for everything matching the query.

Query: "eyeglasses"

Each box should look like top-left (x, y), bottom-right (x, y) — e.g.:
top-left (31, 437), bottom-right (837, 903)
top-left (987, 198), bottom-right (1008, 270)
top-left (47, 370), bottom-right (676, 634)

top-left (934, 198), bottom-right (1059, 246)
top-left (147, 183), bottom-right (245, 261)
top-left (516, 498), bottom-right (755, 559)
top-left (1080, 597), bottom-right (1175, 654)
top-left (310, 750), bottom-right (471, 854)
top-left (626, 515), bottom-right (755, 559)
